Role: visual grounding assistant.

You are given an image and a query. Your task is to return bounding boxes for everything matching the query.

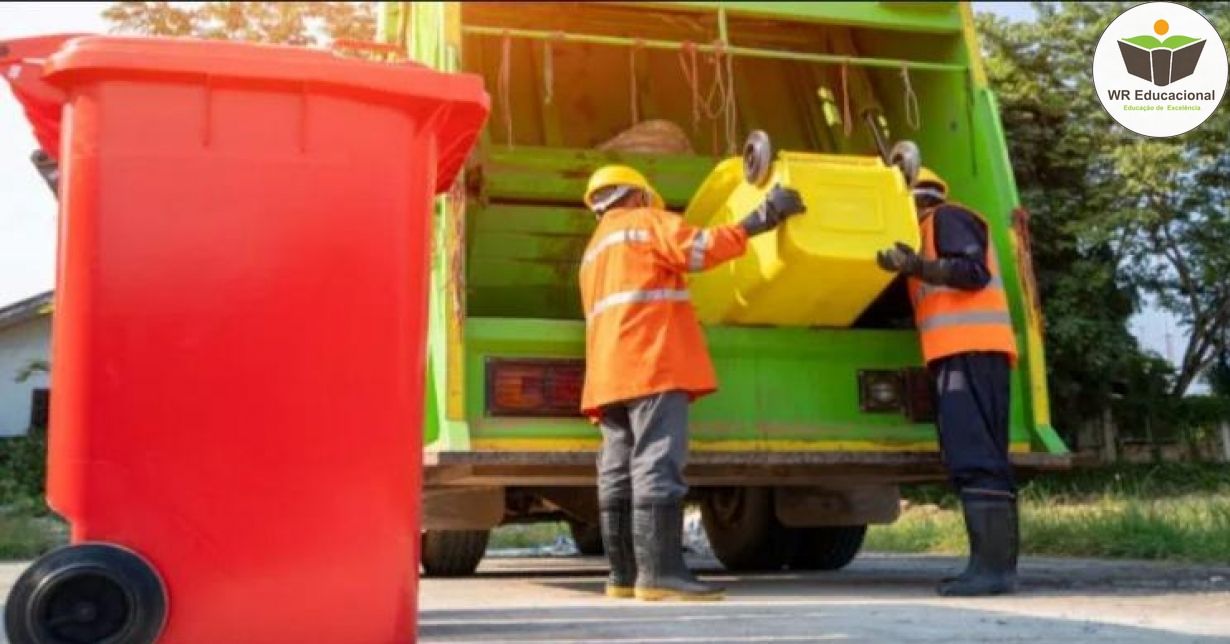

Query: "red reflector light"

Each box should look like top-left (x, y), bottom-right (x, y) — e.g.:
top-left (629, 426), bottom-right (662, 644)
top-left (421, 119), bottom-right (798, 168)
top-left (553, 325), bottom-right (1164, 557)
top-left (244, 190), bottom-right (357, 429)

top-left (486, 358), bottom-right (584, 417)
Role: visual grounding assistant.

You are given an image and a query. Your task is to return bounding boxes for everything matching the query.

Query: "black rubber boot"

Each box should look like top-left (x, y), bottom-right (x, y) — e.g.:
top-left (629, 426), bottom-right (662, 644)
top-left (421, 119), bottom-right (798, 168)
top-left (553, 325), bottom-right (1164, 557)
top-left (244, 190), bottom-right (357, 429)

top-left (600, 499), bottom-right (636, 598)
top-left (632, 501), bottom-right (724, 601)
top-left (937, 497), bottom-right (1019, 596)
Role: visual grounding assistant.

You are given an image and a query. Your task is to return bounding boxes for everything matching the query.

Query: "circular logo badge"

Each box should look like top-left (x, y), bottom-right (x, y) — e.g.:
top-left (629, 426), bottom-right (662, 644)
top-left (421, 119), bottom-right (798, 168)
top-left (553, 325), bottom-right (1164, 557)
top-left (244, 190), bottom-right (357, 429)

top-left (1093, 2), bottom-right (1228, 138)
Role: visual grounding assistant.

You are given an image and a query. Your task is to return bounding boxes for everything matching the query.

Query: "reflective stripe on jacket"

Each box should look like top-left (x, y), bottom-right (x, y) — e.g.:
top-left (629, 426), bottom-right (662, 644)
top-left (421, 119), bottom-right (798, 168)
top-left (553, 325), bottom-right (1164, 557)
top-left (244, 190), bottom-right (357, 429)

top-left (908, 204), bottom-right (1019, 365)
top-left (579, 207), bottom-right (748, 417)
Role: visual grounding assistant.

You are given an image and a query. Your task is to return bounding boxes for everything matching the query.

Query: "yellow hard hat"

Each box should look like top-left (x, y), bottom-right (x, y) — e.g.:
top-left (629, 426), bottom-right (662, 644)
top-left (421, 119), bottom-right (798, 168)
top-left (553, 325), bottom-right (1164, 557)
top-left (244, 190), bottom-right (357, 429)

top-left (584, 165), bottom-right (664, 211)
top-left (914, 167), bottom-right (948, 196)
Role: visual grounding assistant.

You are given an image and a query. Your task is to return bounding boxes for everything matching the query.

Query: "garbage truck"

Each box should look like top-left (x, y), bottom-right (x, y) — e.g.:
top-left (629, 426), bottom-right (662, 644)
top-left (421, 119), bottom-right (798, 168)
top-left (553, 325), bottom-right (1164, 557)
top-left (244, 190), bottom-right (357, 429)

top-left (382, 1), bottom-right (1071, 576)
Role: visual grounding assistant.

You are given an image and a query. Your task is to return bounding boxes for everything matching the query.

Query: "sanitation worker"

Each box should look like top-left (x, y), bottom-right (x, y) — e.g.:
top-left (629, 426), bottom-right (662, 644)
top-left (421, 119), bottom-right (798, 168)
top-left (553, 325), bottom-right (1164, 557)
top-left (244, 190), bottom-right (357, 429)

top-left (874, 168), bottom-right (1020, 596)
top-left (579, 165), bottom-right (804, 601)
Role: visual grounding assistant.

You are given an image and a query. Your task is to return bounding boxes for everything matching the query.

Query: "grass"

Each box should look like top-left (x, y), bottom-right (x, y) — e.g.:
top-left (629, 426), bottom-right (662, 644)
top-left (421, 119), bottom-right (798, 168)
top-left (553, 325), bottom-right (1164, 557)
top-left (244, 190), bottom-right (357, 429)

top-left (489, 522), bottom-right (569, 550)
top-left (868, 463), bottom-right (1230, 563)
top-left (0, 507), bottom-right (66, 560)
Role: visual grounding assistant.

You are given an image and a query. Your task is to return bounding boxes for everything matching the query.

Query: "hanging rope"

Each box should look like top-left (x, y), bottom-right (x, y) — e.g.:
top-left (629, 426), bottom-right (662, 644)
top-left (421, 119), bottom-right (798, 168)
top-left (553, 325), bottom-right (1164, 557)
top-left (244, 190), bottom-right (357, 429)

top-left (542, 35), bottom-right (556, 106)
top-left (498, 32), bottom-right (513, 147)
top-left (677, 41), bottom-right (701, 133)
top-left (696, 40), bottom-right (738, 155)
top-left (901, 62), bottom-right (921, 131)
top-left (722, 44), bottom-right (737, 155)
top-left (629, 40), bottom-right (642, 125)
top-left (840, 62), bottom-right (853, 138)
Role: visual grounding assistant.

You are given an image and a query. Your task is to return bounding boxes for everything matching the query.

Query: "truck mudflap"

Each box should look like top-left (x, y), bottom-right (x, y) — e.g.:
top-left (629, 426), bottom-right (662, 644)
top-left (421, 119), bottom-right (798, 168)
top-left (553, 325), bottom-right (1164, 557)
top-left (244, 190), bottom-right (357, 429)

top-left (424, 451), bottom-right (1071, 487)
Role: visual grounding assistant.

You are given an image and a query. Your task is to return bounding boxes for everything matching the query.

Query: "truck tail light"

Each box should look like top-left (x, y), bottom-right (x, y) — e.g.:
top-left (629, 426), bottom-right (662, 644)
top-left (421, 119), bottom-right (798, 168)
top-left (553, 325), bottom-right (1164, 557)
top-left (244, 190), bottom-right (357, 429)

top-left (486, 358), bottom-right (584, 417)
top-left (903, 367), bottom-right (936, 423)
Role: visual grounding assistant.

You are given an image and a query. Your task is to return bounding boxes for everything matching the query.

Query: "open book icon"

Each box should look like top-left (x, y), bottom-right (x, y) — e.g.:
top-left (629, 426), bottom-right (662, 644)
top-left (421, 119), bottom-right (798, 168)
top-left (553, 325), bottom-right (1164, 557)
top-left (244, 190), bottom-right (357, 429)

top-left (1118, 35), bottom-right (1207, 86)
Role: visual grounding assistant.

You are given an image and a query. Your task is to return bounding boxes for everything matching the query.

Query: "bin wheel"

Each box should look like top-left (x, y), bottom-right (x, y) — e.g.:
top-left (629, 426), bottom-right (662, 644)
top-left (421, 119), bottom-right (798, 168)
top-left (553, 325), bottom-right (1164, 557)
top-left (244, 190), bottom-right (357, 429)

top-left (700, 487), bottom-right (792, 571)
top-left (567, 520), bottom-right (605, 556)
top-left (5, 543), bottom-right (167, 644)
top-left (421, 530), bottom-right (489, 577)
top-left (742, 130), bottom-right (773, 187)
top-left (787, 525), bottom-right (867, 571)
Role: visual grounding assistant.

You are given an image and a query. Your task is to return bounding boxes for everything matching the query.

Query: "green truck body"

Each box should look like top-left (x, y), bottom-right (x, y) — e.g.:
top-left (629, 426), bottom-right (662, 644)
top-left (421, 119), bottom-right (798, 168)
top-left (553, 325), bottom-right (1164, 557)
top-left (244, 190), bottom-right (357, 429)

top-left (380, 2), bottom-right (1069, 575)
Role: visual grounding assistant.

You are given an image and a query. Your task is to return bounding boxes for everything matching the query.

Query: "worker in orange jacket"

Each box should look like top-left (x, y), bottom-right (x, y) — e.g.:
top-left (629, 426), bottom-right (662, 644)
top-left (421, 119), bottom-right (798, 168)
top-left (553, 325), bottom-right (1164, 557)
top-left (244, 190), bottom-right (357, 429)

top-left (875, 168), bottom-right (1020, 596)
top-left (579, 165), bottom-right (804, 601)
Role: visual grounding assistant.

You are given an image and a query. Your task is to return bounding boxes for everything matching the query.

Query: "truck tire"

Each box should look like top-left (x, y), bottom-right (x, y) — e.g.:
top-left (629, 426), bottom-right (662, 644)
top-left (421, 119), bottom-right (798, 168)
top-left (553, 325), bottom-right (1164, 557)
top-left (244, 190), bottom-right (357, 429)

top-left (421, 530), bottom-right (489, 577)
top-left (787, 525), bottom-right (867, 571)
top-left (568, 520), bottom-right (605, 556)
top-left (700, 487), bottom-right (791, 571)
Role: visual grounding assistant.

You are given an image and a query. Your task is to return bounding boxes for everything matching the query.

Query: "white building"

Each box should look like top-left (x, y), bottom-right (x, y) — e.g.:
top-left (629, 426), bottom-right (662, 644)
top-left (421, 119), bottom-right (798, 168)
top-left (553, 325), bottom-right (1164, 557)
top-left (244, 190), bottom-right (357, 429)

top-left (0, 291), bottom-right (51, 436)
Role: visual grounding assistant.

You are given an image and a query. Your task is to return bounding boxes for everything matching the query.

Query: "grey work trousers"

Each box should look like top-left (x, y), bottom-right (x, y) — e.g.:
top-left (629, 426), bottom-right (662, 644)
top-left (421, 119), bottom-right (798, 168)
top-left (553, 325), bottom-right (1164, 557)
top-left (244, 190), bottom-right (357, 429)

top-left (597, 390), bottom-right (690, 505)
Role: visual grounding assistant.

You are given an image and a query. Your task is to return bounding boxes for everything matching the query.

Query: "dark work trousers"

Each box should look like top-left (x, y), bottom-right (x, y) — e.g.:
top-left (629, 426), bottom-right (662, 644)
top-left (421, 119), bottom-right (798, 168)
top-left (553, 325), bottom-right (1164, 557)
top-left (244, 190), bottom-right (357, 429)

top-left (597, 390), bottom-right (690, 505)
top-left (932, 352), bottom-right (1016, 500)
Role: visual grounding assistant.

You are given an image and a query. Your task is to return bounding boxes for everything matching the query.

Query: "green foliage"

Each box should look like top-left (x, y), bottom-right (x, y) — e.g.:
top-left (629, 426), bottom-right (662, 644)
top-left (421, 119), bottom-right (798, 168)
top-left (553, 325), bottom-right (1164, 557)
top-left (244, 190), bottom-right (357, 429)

top-left (0, 430), bottom-right (48, 512)
top-left (977, 4), bottom-right (1148, 430)
top-left (978, 3), bottom-right (1230, 428)
top-left (102, 2), bottom-right (375, 45)
top-left (13, 359), bottom-right (47, 384)
top-left (1207, 352), bottom-right (1230, 397)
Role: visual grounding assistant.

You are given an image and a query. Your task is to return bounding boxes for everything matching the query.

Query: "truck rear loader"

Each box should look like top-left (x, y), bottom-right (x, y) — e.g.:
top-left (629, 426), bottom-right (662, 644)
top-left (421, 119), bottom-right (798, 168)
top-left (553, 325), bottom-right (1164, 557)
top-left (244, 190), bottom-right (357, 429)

top-left (381, 1), bottom-right (1070, 576)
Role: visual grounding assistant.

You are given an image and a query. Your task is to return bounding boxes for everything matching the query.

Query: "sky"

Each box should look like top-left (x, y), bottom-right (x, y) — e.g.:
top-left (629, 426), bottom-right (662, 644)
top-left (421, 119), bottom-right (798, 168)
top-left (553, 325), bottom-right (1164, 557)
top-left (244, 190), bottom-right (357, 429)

top-left (0, 2), bottom-right (1184, 369)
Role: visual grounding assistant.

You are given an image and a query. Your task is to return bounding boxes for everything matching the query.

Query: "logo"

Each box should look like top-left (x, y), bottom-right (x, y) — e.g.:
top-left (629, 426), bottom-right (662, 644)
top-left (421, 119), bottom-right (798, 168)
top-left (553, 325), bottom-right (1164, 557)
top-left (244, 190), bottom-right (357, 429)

top-left (1093, 2), bottom-right (1227, 137)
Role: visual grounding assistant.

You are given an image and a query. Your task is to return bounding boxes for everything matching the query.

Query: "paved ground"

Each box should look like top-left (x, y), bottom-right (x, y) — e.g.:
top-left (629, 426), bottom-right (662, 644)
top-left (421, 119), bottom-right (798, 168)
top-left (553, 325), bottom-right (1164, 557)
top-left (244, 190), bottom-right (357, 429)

top-left (2, 554), bottom-right (1228, 642)
top-left (420, 553), bottom-right (1230, 643)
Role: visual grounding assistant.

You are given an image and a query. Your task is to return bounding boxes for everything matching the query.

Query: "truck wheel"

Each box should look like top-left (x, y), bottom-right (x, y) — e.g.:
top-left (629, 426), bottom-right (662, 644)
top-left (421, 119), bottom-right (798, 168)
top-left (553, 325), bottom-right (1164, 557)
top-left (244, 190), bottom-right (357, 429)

top-left (700, 487), bottom-right (791, 571)
top-left (568, 520), bottom-right (605, 556)
top-left (787, 525), bottom-right (867, 571)
top-left (421, 530), bottom-right (490, 577)
top-left (5, 543), bottom-right (167, 644)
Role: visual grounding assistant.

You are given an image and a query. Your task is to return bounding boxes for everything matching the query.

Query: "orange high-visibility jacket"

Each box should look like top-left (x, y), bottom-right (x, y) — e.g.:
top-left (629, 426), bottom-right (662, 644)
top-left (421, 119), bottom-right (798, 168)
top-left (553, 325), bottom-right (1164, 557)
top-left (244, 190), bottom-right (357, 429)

top-left (908, 204), bottom-right (1018, 365)
top-left (579, 207), bottom-right (748, 417)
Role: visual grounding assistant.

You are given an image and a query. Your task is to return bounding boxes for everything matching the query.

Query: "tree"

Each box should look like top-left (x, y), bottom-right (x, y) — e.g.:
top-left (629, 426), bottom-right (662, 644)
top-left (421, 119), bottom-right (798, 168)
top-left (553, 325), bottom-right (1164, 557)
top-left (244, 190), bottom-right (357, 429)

top-left (978, 2), bottom-right (1230, 428)
top-left (1108, 3), bottom-right (1230, 396)
top-left (977, 4), bottom-right (1152, 429)
top-left (102, 2), bottom-right (375, 45)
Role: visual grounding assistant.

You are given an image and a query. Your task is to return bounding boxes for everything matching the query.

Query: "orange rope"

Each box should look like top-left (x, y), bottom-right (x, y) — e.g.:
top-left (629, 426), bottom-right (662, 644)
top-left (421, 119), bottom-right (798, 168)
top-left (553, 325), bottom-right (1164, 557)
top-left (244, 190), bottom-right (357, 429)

top-left (723, 45), bottom-right (737, 155)
top-left (629, 40), bottom-right (642, 125)
top-left (678, 42), bottom-right (701, 132)
top-left (841, 62), bottom-right (852, 138)
top-left (498, 32), bottom-right (513, 147)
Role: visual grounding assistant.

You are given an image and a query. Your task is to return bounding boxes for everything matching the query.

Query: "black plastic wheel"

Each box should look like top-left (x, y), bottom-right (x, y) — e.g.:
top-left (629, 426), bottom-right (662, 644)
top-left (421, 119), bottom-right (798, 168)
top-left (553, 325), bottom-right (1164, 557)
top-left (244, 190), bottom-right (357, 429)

top-left (421, 530), bottom-right (489, 577)
top-left (787, 525), bottom-right (867, 571)
top-left (567, 520), bottom-right (605, 556)
top-left (700, 487), bottom-right (793, 571)
top-left (742, 130), bottom-right (773, 187)
top-left (5, 543), bottom-right (166, 644)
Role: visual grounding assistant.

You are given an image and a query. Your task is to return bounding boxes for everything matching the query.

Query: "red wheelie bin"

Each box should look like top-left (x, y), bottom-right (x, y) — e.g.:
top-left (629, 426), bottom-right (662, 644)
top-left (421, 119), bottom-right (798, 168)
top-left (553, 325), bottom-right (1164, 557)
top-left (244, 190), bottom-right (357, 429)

top-left (2, 36), bottom-right (487, 644)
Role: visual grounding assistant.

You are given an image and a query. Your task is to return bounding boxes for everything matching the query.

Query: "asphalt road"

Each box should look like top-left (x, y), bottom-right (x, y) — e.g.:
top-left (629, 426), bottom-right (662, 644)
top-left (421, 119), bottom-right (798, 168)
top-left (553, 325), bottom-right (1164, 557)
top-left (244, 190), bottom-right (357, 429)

top-left (2, 553), bottom-right (1227, 642)
top-left (420, 553), bottom-right (1230, 643)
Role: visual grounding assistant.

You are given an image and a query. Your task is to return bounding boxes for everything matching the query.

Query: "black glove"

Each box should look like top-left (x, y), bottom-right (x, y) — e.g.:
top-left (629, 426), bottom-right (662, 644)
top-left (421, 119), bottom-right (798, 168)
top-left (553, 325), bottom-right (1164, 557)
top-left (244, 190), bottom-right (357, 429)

top-left (739, 184), bottom-right (805, 236)
top-left (875, 241), bottom-right (954, 285)
top-left (875, 242), bottom-right (922, 274)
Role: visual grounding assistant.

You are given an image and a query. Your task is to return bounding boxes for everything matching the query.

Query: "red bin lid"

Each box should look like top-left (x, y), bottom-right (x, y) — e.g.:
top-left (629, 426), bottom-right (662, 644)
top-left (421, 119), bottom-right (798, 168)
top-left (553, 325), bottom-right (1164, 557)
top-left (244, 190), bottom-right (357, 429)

top-left (37, 36), bottom-right (490, 193)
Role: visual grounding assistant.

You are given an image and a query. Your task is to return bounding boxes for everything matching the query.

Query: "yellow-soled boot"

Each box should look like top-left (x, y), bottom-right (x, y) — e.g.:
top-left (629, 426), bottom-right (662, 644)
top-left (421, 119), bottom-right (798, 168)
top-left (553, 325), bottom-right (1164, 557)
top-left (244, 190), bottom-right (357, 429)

top-left (600, 499), bottom-right (637, 599)
top-left (632, 501), bottom-right (725, 602)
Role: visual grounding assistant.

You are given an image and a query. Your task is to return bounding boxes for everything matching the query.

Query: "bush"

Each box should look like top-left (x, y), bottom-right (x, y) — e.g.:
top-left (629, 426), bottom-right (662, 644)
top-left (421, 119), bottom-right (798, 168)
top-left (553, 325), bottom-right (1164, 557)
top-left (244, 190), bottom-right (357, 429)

top-left (0, 427), bottom-right (49, 513)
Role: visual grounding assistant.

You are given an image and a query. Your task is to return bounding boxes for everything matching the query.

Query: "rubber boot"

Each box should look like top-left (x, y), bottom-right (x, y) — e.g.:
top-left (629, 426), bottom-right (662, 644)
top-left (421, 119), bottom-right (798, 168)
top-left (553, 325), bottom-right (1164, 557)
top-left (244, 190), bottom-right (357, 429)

top-left (632, 501), bottom-right (724, 601)
top-left (937, 497), bottom-right (1018, 596)
top-left (600, 499), bottom-right (636, 598)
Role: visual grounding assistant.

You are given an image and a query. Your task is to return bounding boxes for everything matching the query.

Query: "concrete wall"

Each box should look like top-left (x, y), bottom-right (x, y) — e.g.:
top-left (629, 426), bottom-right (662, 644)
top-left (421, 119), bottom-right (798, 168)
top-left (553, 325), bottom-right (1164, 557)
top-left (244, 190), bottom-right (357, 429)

top-left (0, 316), bottom-right (51, 436)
